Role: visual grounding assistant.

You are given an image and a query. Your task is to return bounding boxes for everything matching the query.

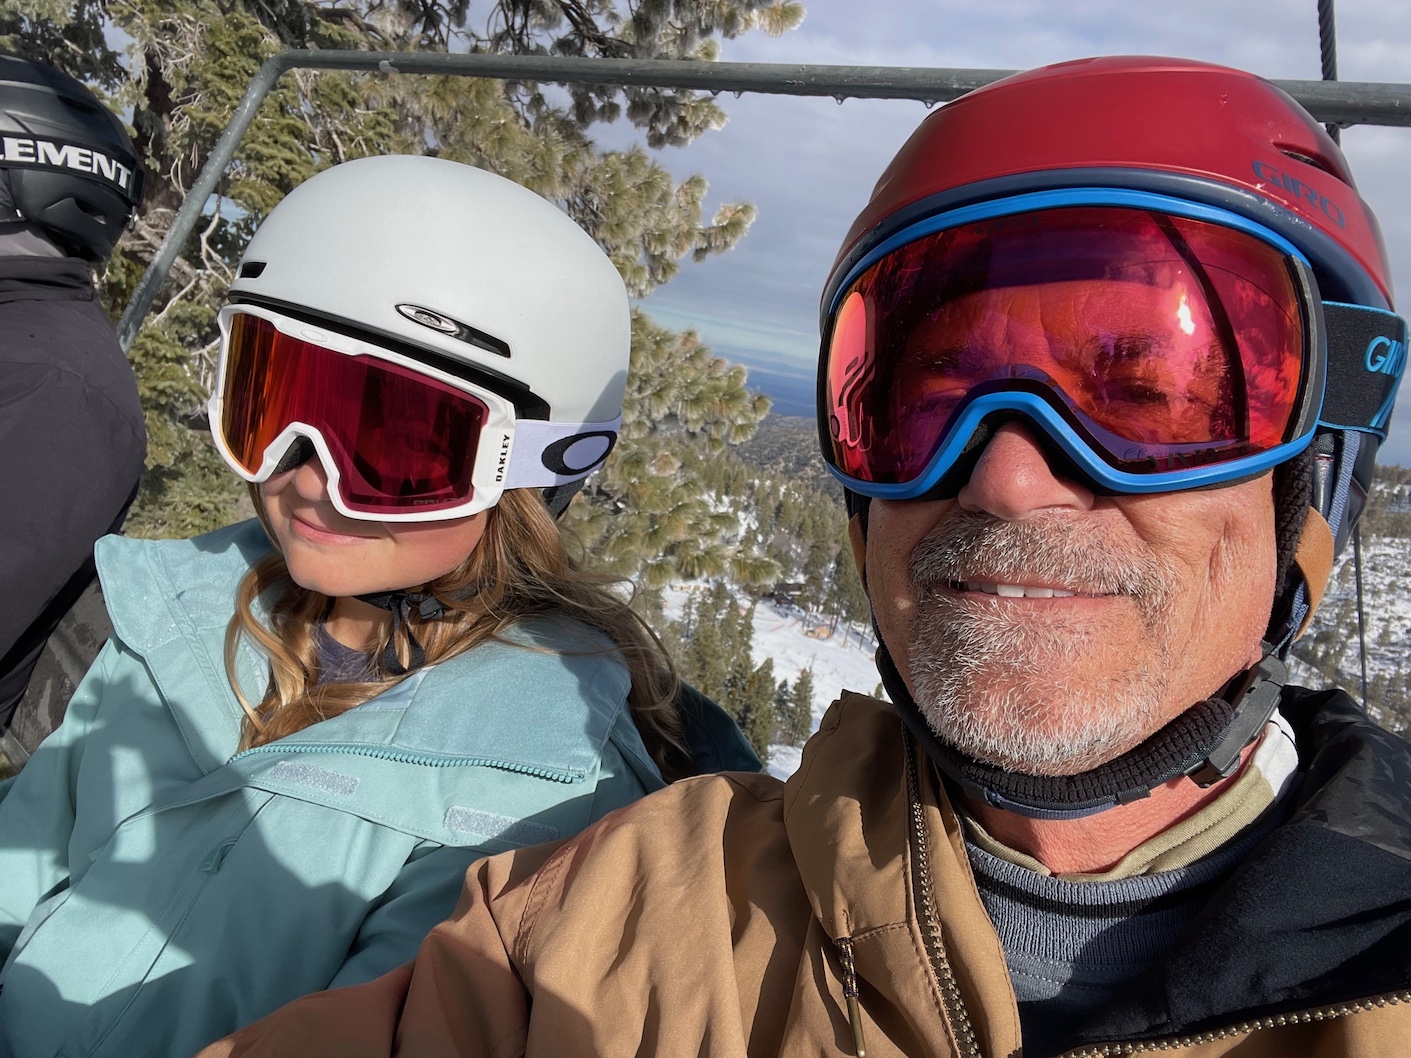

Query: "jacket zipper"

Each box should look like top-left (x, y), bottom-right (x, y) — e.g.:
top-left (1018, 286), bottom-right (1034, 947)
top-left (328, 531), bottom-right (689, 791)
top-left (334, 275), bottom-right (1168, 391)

top-left (899, 731), bottom-right (1410, 1057)
top-left (902, 728), bottom-right (983, 1058)
top-left (1059, 990), bottom-right (1411, 1056)
top-left (228, 742), bottom-right (581, 782)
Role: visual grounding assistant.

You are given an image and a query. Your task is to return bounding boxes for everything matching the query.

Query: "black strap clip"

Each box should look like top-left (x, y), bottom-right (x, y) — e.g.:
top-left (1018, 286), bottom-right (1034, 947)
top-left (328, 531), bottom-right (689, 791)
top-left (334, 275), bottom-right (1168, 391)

top-left (1185, 652), bottom-right (1287, 787)
top-left (354, 590), bottom-right (447, 676)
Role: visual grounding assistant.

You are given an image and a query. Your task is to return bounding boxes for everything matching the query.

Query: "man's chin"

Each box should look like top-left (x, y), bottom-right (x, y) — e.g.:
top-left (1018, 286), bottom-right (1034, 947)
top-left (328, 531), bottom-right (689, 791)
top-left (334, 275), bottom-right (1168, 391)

top-left (916, 679), bottom-right (1166, 777)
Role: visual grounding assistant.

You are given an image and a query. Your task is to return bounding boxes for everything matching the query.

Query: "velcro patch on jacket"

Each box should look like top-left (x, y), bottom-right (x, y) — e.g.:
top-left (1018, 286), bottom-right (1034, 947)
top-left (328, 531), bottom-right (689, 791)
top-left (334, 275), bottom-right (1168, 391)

top-left (269, 761), bottom-right (360, 797)
top-left (443, 806), bottom-right (558, 845)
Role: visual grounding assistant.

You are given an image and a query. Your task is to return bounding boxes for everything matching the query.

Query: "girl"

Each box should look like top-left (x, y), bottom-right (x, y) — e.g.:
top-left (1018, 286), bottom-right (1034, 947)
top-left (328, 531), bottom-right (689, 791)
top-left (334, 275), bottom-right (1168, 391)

top-left (0, 155), bottom-right (754, 1058)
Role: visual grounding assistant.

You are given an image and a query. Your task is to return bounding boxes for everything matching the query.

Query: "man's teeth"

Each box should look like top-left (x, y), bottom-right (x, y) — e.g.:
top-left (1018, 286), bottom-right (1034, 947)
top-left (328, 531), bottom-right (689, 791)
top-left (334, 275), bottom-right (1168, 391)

top-left (962, 581), bottom-right (1076, 598)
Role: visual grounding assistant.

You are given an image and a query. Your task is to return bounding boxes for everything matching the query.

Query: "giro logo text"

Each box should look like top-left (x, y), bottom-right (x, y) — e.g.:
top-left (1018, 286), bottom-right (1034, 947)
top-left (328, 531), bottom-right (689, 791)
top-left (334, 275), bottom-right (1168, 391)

top-left (1251, 160), bottom-right (1346, 229)
top-left (0, 136), bottom-right (135, 192)
top-left (1366, 335), bottom-right (1407, 378)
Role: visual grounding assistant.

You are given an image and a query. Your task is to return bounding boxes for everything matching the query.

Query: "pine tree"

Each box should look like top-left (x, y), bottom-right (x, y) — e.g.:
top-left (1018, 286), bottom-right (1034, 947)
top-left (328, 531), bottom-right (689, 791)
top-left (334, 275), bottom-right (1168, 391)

top-left (773, 676), bottom-right (793, 740)
top-left (784, 666), bottom-right (814, 745)
top-left (678, 582), bottom-right (735, 702)
top-left (734, 655), bottom-right (776, 759)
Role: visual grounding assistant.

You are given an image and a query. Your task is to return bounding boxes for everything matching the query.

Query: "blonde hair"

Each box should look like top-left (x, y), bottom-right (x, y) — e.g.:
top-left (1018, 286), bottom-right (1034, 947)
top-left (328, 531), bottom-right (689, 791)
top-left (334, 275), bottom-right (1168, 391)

top-left (225, 487), bottom-right (691, 780)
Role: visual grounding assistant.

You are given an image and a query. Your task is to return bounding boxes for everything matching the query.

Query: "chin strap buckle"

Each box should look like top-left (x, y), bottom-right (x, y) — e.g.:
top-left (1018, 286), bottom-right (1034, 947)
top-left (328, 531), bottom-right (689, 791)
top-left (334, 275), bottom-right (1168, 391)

top-left (355, 590), bottom-right (447, 676)
top-left (1185, 651), bottom-right (1288, 787)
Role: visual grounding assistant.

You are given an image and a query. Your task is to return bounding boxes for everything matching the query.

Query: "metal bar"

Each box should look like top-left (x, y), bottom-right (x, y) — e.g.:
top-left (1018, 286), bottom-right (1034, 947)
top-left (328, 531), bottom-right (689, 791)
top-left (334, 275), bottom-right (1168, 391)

top-left (248, 51), bottom-right (1411, 124)
top-left (296, 52), bottom-right (1016, 102)
top-left (117, 51), bottom-right (1411, 351)
top-left (115, 56), bottom-right (287, 350)
top-left (1277, 77), bottom-right (1410, 127)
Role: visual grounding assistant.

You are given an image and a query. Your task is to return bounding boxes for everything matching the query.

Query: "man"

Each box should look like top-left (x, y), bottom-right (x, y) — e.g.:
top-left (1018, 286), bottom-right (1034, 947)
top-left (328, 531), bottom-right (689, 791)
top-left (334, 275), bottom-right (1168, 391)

top-left (204, 57), bottom-right (1411, 1057)
top-left (0, 55), bottom-right (146, 770)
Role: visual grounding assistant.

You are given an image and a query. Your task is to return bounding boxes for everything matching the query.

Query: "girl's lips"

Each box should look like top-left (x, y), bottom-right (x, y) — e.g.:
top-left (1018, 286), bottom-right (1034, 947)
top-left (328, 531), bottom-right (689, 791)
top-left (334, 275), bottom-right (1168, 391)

top-left (289, 513), bottom-right (378, 545)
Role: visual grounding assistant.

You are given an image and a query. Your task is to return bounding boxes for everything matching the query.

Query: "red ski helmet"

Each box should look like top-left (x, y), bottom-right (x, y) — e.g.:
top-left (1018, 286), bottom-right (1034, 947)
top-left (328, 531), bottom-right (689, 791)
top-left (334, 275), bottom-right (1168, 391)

top-left (827, 55), bottom-right (1391, 312)
top-left (821, 56), bottom-right (1406, 650)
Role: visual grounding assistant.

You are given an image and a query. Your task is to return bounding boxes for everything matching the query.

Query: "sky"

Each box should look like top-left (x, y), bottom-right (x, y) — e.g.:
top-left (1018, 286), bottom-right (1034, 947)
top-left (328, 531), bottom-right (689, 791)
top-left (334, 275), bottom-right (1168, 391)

top-left (598, 0), bottom-right (1411, 464)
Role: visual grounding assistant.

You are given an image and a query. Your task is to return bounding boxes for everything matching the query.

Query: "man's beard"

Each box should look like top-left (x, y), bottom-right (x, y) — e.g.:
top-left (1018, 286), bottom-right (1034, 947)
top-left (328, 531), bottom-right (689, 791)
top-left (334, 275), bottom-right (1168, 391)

top-left (906, 511), bottom-right (1180, 776)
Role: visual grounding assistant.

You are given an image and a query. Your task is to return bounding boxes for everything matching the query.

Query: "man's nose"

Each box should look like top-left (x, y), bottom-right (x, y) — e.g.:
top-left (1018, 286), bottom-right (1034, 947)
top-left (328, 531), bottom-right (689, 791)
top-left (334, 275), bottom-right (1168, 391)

top-left (955, 422), bottom-right (1095, 520)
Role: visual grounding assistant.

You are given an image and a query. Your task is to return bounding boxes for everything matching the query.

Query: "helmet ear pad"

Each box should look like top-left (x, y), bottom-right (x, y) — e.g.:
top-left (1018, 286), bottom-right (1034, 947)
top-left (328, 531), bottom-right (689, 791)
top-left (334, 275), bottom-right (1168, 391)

top-left (7, 162), bottom-right (137, 261)
top-left (540, 480), bottom-right (583, 519)
top-left (1288, 507), bottom-right (1335, 638)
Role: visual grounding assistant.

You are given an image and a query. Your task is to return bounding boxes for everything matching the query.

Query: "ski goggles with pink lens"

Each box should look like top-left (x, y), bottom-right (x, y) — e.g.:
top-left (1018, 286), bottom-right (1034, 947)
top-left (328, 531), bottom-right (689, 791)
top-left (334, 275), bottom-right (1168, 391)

top-left (210, 304), bottom-right (620, 521)
top-left (820, 190), bottom-right (1406, 498)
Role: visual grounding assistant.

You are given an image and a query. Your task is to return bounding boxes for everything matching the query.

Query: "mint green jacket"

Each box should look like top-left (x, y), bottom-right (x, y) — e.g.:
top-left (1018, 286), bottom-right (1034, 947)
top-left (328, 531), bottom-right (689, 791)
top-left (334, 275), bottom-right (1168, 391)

top-left (0, 520), bottom-right (665, 1058)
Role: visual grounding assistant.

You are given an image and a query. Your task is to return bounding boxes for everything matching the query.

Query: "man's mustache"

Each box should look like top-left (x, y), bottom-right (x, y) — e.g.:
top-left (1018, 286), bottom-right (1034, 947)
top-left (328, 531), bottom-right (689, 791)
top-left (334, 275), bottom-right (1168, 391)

top-left (909, 510), bottom-right (1174, 604)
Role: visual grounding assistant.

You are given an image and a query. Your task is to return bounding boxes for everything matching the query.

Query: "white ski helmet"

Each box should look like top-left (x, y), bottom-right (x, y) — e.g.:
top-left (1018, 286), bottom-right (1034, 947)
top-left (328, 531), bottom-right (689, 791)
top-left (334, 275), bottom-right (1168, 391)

top-left (217, 154), bottom-right (629, 519)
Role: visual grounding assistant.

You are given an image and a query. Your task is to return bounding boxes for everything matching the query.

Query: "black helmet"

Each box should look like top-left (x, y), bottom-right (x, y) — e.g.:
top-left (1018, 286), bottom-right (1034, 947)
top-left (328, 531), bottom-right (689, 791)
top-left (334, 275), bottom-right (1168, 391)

top-left (0, 55), bottom-right (143, 260)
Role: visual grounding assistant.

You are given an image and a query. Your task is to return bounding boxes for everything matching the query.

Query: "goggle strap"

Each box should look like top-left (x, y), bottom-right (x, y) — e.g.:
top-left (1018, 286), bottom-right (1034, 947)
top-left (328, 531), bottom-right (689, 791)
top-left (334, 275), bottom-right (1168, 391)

top-left (1319, 302), bottom-right (1407, 436)
top-left (507, 416), bottom-right (623, 488)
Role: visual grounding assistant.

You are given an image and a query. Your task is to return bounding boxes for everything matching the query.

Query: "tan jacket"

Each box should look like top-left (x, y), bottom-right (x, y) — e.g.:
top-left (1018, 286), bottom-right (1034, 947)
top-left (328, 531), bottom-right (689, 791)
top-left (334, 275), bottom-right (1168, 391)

top-left (204, 692), bottom-right (1411, 1057)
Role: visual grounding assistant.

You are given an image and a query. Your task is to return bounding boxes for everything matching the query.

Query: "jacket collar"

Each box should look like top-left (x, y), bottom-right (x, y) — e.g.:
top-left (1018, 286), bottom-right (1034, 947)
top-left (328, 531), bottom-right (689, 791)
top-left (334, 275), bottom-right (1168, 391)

top-left (0, 254), bottom-right (93, 304)
top-left (97, 520), bottom-right (275, 769)
top-left (1080, 685), bottom-right (1411, 1042)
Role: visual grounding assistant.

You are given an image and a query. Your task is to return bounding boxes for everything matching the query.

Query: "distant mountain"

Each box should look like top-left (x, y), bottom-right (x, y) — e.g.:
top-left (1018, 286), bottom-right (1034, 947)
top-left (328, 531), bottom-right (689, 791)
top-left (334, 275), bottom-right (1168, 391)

top-left (717, 349), bottom-right (816, 418)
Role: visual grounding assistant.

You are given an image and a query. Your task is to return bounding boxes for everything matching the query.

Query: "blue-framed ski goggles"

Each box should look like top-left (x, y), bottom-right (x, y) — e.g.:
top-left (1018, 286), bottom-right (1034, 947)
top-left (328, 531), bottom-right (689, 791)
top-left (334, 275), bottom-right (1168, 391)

top-left (820, 190), bottom-right (1406, 498)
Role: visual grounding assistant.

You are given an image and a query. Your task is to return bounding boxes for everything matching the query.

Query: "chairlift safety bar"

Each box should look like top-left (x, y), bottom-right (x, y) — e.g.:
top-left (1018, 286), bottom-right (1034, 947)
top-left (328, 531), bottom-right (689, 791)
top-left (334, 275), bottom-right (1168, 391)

top-left (115, 50), bottom-right (1411, 351)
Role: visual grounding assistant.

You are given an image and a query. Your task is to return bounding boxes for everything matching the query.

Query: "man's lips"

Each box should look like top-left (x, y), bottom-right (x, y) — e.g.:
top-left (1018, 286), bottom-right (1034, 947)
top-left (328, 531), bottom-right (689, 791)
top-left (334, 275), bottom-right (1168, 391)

top-left (944, 579), bottom-right (1113, 599)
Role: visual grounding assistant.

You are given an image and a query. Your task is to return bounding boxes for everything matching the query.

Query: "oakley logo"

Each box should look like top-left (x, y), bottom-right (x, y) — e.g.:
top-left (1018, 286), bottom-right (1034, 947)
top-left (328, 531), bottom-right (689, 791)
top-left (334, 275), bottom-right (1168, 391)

top-left (495, 434), bottom-right (512, 484)
top-left (0, 136), bottom-right (135, 192)
top-left (1251, 160), bottom-right (1346, 229)
top-left (1366, 335), bottom-right (1406, 377)
top-left (398, 304), bottom-right (458, 334)
top-left (395, 304), bottom-right (511, 358)
top-left (542, 432), bottom-right (617, 476)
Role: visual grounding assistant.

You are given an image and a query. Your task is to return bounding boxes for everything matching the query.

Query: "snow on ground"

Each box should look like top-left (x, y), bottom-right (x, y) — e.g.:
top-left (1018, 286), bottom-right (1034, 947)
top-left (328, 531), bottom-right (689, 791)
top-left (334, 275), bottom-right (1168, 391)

top-left (749, 600), bottom-right (883, 779)
top-left (664, 585), bottom-right (884, 779)
top-left (1304, 533), bottom-right (1411, 694)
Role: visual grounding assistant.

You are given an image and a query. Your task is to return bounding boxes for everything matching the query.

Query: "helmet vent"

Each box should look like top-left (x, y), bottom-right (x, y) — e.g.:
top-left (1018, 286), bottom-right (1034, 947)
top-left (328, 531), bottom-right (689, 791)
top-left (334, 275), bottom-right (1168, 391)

top-left (238, 261), bottom-right (267, 278)
top-left (395, 303), bottom-right (511, 358)
top-left (1279, 147), bottom-right (1336, 177)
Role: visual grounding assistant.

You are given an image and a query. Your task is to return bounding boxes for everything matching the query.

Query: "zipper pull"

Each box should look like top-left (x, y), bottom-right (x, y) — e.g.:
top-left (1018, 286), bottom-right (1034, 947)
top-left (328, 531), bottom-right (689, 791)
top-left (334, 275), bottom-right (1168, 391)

top-left (200, 837), bottom-right (238, 874)
top-left (836, 935), bottom-right (867, 1057)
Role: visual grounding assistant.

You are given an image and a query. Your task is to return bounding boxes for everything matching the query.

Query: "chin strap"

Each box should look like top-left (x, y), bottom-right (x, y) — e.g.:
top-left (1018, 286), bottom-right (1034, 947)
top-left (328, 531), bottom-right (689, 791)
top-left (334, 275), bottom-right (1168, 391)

top-left (878, 645), bottom-right (1287, 820)
top-left (354, 591), bottom-right (448, 676)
